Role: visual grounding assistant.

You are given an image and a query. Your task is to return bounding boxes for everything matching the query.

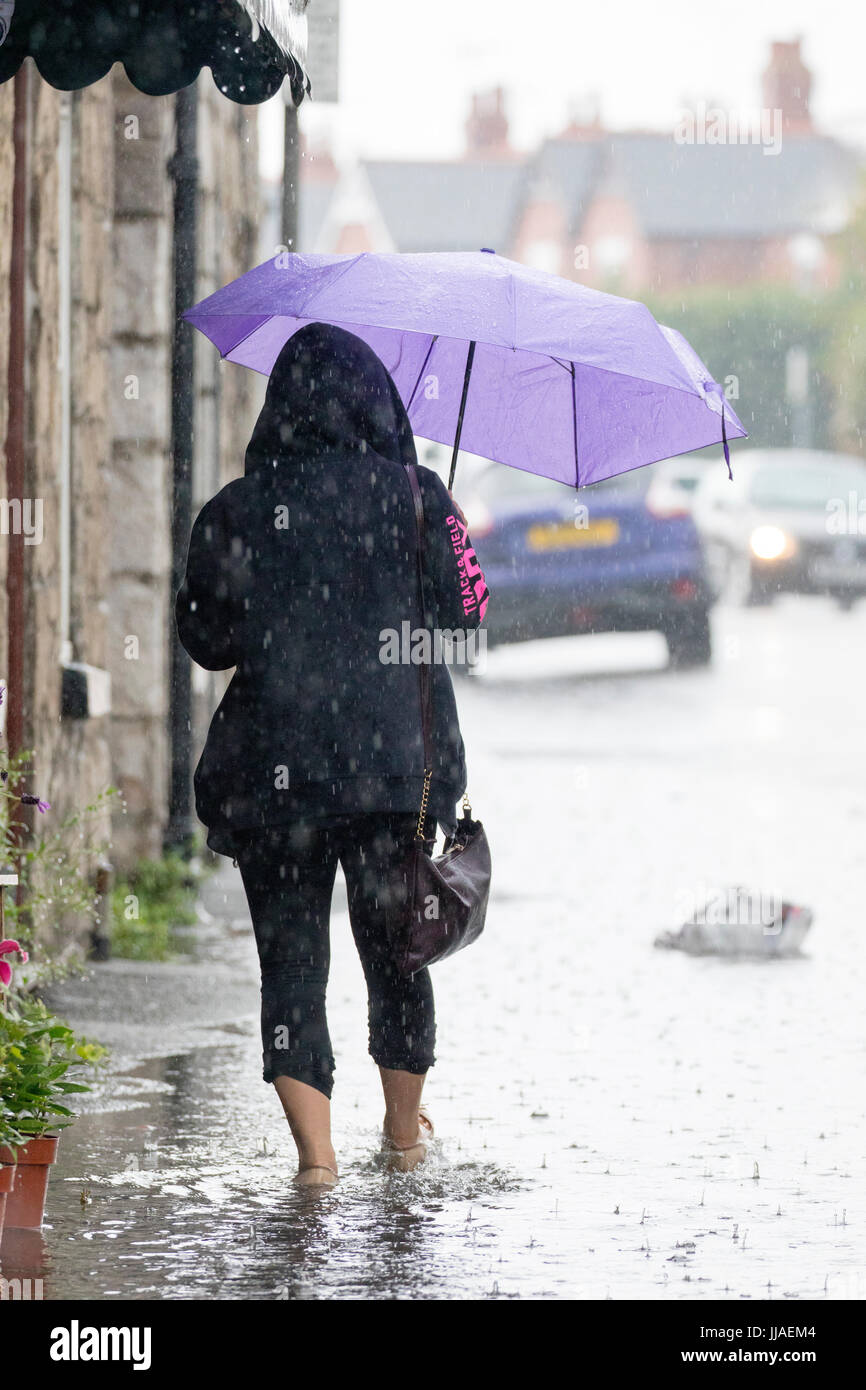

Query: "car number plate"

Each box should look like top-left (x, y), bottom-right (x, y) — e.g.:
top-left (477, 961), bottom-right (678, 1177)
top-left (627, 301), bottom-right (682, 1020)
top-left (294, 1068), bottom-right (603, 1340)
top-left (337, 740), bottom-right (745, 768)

top-left (526, 518), bottom-right (620, 552)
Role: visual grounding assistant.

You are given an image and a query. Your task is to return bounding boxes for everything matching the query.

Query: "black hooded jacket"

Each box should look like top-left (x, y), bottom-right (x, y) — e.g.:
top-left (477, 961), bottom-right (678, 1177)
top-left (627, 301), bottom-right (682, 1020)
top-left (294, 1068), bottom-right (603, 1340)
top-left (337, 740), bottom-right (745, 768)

top-left (175, 323), bottom-right (489, 856)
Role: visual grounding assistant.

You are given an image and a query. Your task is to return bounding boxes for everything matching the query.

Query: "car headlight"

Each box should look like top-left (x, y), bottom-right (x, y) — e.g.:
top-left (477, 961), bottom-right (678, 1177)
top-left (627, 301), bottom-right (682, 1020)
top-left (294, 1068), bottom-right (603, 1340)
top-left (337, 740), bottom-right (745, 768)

top-left (750, 525), bottom-right (795, 561)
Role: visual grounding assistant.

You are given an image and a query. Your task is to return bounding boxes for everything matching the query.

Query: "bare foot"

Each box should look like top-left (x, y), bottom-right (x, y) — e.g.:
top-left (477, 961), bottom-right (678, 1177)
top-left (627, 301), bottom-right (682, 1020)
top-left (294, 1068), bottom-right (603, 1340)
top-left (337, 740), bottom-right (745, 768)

top-left (294, 1165), bottom-right (339, 1187)
top-left (383, 1110), bottom-right (434, 1173)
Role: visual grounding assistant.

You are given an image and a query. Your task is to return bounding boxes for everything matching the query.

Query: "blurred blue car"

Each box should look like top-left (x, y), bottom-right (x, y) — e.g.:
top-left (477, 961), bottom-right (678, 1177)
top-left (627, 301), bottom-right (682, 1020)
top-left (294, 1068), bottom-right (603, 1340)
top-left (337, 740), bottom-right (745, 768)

top-left (461, 458), bottom-right (715, 666)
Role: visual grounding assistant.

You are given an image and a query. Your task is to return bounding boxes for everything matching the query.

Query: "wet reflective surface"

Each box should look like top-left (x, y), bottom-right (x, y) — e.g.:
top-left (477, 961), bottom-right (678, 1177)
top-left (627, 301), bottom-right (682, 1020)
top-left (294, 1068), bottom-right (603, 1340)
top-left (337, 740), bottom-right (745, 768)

top-left (1, 1050), bottom-right (530, 1301)
top-left (3, 599), bottom-right (864, 1300)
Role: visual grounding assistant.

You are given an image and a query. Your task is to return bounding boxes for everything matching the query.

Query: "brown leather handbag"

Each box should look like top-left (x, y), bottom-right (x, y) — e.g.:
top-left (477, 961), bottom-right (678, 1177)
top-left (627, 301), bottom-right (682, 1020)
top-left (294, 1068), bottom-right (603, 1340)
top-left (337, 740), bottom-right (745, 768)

top-left (387, 464), bottom-right (491, 978)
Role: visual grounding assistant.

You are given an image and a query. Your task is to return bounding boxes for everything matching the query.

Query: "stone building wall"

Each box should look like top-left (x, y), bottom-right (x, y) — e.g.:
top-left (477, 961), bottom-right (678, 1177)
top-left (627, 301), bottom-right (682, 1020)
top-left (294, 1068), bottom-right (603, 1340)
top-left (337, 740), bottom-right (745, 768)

top-left (0, 79), bottom-right (13, 682)
top-left (107, 76), bottom-right (262, 870)
top-left (107, 74), bottom-right (174, 869)
top-left (197, 84), bottom-right (263, 500)
top-left (45, 80), bottom-right (115, 924)
top-left (2, 61), bottom-right (265, 956)
top-left (0, 71), bottom-right (114, 963)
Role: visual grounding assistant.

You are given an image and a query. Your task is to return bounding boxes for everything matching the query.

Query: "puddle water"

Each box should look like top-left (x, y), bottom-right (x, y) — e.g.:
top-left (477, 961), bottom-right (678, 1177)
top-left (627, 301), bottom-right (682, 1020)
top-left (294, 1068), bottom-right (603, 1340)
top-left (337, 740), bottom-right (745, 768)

top-left (3, 606), bottom-right (865, 1301)
top-left (1, 1044), bottom-right (534, 1301)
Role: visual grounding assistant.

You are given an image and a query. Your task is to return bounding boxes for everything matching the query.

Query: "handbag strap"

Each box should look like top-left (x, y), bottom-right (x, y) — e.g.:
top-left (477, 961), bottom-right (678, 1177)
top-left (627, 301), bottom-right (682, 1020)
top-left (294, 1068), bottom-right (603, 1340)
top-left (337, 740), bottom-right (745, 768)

top-left (405, 463), bottom-right (434, 840)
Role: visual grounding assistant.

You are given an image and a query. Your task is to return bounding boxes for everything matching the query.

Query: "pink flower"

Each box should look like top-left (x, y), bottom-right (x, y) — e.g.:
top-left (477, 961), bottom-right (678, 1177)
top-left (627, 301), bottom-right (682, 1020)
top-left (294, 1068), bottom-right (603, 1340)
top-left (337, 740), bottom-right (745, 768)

top-left (0, 938), bottom-right (29, 988)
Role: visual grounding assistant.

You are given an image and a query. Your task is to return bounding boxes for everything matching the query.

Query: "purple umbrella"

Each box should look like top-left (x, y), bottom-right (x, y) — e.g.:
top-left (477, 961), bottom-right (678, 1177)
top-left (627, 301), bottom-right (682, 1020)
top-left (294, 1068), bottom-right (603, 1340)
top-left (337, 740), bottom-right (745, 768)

top-left (184, 249), bottom-right (746, 489)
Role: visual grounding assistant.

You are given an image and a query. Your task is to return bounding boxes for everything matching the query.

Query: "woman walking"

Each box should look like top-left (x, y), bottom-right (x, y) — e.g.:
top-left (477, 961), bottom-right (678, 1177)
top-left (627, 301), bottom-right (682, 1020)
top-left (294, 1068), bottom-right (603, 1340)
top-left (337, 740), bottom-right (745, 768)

top-left (176, 323), bottom-right (488, 1185)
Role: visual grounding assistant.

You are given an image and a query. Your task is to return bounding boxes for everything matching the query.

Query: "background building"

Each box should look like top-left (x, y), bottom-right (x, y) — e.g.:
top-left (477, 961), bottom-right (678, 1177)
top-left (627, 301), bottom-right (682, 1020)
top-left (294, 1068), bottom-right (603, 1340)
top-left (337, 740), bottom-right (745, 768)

top-left (297, 41), bottom-right (861, 295)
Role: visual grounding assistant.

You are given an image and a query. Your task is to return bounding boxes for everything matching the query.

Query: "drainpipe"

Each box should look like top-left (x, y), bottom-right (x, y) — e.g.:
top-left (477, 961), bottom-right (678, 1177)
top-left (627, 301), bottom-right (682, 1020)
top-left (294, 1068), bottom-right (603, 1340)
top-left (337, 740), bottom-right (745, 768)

top-left (58, 91), bottom-right (73, 667)
top-left (282, 90), bottom-right (299, 250)
top-left (5, 64), bottom-right (28, 765)
top-left (166, 83), bottom-right (199, 853)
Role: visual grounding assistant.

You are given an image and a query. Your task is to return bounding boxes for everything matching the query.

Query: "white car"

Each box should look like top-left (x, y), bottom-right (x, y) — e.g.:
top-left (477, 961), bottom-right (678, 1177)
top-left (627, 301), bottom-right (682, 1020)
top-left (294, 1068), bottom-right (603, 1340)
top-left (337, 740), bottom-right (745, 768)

top-left (692, 448), bottom-right (866, 608)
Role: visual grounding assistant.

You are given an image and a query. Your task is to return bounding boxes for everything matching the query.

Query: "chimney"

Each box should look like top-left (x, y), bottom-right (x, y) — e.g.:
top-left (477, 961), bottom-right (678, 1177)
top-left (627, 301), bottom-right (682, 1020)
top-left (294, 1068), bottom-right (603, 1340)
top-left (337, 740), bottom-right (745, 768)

top-left (559, 94), bottom-right (603, 141)
top-left (761, 38), bottom-right (812, 134)
top-left (465, 87), bottom-right (511, 159)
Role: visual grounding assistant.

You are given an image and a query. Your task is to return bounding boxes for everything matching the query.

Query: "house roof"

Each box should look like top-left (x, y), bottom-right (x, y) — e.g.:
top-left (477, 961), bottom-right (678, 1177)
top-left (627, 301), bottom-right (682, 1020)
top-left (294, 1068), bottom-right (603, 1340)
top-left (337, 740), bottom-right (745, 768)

top-left (322, 129), bottom-right (862, 256)
top-left (607, 133), bottom-right (859, 238)
top-left (535, 132), bottom-right (862, 240)
top-left (362, 158), bottom-right (526, 253)
top-left (528, 139), bottom-right (605, 218)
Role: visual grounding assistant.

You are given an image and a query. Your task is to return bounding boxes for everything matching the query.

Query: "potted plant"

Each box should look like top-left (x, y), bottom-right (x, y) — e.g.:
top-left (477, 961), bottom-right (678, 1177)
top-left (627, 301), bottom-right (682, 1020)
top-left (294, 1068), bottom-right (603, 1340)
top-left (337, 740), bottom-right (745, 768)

top-left (0, 1104), bottom-right (23, 1239)
top-left (0, 989), bottom-right (105, 1230)
top-left (1, 937), bottom-right (27, 1235)
top-left (0, 685), bottom-right (110, 1229)
top-left (2, 680), bottom-right (118, 976)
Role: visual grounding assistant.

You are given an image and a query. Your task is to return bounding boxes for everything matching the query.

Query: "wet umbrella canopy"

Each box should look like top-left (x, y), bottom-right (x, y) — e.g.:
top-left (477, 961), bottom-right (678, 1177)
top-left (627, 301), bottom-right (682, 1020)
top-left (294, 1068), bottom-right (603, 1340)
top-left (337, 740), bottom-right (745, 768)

top-left (0, 0), bottom-right (310, 104)
top-left (184, 249), bottom-right (748, 489)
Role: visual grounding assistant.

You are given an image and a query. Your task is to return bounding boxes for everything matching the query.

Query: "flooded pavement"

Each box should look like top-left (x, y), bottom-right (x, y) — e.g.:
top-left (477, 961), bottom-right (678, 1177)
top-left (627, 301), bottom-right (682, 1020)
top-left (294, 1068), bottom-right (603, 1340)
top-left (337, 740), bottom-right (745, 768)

top-left (5, 596), bottom-right (865, 1301)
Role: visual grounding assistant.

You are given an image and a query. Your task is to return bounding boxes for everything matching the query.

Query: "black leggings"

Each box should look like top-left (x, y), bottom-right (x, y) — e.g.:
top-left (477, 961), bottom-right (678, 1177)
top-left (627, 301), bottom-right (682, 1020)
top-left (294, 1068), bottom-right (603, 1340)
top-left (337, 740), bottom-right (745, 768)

top-left (235, 813), bottom-right (435, 1099)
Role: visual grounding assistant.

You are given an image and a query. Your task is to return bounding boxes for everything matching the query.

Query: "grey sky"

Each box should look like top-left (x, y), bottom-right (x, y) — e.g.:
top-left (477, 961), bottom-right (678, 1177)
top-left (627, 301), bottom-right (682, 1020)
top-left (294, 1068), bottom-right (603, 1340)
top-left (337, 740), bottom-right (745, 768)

top-left (260, 0), bottom-right (866, 175)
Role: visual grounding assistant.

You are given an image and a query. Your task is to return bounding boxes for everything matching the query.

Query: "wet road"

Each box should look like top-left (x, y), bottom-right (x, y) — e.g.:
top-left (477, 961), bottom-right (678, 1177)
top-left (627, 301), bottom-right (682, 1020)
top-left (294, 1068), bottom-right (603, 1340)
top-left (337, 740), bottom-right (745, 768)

top-left (5, 595), bottom-right (865, 1300)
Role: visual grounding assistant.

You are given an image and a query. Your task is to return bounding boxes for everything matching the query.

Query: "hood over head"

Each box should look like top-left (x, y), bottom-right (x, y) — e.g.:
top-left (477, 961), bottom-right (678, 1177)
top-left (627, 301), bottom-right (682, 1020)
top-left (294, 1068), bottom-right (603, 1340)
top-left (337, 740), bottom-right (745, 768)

top-left (244, 322), bottom-right (417, 475)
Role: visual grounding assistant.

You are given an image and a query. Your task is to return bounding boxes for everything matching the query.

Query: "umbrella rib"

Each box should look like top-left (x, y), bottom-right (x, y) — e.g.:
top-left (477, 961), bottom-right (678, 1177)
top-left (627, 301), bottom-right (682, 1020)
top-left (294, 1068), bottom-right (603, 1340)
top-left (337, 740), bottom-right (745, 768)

top-left (297, 252), bottom-right (366, 319)
top-left (216, 316), bottom-right (281, 365)
top-left (406, 334), bottom-right (439, 413)
top-left (448, 340), bottom-right (476, 491)
top-left (213, 253), bottom-right (369, 363)
top-left (569, 362), bottom-right (580, 489)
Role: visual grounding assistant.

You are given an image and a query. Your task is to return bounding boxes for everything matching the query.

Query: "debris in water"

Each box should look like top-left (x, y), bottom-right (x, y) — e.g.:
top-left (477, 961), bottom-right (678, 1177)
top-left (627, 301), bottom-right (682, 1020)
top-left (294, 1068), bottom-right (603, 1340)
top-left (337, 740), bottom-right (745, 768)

top-left (654, 887), bottom-right (813, 956)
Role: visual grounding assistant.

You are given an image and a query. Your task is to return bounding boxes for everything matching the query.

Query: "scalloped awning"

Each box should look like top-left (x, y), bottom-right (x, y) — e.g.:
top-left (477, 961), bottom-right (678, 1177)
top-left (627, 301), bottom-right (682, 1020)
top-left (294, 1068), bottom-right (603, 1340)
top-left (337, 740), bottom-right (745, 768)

top-left (0, 0), bottom-right (310, 105)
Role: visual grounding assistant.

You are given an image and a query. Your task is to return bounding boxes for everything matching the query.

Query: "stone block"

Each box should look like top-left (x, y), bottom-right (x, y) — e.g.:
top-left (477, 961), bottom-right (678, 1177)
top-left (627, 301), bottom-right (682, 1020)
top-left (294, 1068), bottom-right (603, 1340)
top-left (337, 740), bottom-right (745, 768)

top-left (115, 134), bottom-right (172, 220)
top-left (110, 338), bottom-right (172, 444)
top-left (108, 713), bottom-right (169, 829)
top-left (108, 441), bottom-right (171, 577)
top-left (111, 217), bottom-right (171, 341)
top-left (105, 574), bottom-right (170, 719)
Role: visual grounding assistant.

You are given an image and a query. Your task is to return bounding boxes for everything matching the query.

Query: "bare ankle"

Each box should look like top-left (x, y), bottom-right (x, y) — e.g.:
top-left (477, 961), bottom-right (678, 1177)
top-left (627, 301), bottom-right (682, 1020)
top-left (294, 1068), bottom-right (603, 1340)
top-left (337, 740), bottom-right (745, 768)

top-left (297, 1147), bottom-right (337, 1173)
top-left (383, 1118), bottom-right (421, 1149)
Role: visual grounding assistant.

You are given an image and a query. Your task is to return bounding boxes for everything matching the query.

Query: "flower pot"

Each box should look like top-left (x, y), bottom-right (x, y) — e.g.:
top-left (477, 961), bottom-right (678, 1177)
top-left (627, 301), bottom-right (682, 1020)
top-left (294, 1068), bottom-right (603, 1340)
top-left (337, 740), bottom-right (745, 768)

top-left (0, 1136), bottom-right (59, 1230)
top-left (0, 1161), bottom-right (17, 1238)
